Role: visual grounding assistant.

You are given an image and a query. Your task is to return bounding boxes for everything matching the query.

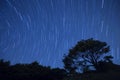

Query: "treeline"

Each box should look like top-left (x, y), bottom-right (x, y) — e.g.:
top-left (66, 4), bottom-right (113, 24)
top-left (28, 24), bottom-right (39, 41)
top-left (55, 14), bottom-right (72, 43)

top-left (1, 38), bottom-right (120, 80)
top-left (1, 59), bottom-right (120, 80)
top-left (0, 59), bottom-right (67, 80)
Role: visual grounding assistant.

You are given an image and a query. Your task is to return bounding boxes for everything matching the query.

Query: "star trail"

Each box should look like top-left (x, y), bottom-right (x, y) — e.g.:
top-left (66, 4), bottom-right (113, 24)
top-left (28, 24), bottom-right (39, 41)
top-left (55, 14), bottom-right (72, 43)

top-left (0, 0), bottom-right (120, 68)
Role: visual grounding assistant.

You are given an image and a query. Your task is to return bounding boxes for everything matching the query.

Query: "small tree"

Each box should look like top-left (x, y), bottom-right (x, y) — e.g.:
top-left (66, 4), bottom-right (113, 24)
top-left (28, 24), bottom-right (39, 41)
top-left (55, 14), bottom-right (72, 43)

top-left (63, 38), bottom-right (113, 73)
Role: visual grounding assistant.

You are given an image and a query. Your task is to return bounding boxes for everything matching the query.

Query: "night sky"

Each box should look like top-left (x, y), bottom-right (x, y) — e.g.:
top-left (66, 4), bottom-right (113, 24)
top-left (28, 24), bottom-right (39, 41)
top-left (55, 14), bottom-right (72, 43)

top-left (0, 0), bottom-right (120, 68)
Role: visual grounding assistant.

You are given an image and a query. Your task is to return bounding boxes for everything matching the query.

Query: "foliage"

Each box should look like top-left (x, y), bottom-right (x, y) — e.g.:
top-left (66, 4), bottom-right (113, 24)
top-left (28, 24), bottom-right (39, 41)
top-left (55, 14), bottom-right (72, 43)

top-left (0, 60), bottom-right (67, 80)
top-left (63, 38), bottom-right (113, 73)
top-left (0, 39), bottom-right (120, 80)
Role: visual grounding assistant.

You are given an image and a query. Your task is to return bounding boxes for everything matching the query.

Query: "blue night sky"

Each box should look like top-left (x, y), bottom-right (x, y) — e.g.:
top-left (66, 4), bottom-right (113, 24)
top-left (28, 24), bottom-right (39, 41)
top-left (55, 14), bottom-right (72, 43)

top-left (0, 0), bottom-right (120, 68)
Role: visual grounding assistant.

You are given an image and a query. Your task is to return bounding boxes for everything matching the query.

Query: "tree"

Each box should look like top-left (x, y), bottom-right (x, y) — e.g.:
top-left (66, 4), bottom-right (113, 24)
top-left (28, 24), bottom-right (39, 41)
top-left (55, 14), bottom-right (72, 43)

top-left (63, 38), bottom-right (113, 73)
top-left (0, 59), bottom-right (10, 73)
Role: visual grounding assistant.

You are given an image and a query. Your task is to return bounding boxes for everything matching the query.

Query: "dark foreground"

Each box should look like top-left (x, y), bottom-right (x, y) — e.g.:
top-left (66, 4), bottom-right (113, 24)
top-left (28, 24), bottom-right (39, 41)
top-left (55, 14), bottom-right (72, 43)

top-left (0, 60), bottom-right (120, 80)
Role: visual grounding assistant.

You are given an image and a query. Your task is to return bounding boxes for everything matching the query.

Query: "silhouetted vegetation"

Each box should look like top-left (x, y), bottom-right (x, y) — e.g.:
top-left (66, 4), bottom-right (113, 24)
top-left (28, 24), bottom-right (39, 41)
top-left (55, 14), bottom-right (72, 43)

top-left (63, 38), bottom-right (113, 73)
top-left (62, 38), bottom-right (120, 80)
top-left (0, 59), bottom-right (67, 80)
top-left (0, 38), bottom-right (120, 80)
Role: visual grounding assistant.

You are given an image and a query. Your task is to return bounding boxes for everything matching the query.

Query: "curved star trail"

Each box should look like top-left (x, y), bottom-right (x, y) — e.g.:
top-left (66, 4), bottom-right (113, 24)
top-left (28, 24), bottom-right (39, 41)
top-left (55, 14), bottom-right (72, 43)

top-left (0, 0), bottom-right (120, 68)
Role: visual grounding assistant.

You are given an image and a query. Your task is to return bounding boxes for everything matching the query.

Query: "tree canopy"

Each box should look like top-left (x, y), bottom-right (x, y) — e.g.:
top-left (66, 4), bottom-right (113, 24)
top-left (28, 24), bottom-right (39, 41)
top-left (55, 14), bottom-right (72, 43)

top-left (63, 38), bottom-right (113, 73)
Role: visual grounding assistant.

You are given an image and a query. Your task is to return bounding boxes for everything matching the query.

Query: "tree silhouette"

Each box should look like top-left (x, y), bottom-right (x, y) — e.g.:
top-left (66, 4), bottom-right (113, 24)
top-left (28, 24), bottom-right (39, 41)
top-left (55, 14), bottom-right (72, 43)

top-left (0, 59), bottom-right (67, 80)
top-left (63, 38), bottom-right (113, 73)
